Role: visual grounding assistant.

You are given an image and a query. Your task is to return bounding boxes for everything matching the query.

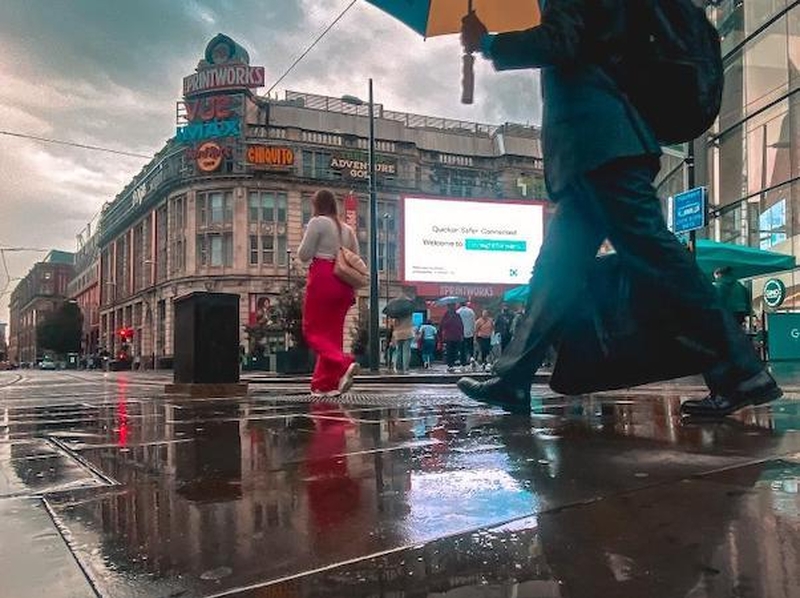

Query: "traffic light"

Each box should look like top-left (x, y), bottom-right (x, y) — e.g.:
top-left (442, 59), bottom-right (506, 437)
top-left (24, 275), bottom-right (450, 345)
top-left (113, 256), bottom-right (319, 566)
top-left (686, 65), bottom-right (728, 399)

top-left (117, 327), bottom-right (134, 342)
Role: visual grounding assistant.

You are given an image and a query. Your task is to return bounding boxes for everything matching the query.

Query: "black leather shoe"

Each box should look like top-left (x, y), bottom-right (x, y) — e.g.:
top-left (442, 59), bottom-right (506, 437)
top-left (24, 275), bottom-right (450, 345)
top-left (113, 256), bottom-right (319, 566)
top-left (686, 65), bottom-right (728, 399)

top-left (681, 370), bottom-right (783, 418)
top-left (457, 376), bottom-right (531, 413)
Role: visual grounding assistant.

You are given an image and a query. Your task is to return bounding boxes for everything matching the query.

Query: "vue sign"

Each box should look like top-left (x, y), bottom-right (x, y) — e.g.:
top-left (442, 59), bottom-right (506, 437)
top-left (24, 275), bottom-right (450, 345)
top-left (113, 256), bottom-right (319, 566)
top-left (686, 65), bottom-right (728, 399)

top-left (183, 96), bottom-right (235, 122)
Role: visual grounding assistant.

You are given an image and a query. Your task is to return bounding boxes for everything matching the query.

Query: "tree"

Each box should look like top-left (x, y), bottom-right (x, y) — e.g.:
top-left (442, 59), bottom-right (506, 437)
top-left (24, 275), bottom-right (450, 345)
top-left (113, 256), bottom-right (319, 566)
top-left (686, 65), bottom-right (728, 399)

top-left (36, 302), bottom-right (83, 356)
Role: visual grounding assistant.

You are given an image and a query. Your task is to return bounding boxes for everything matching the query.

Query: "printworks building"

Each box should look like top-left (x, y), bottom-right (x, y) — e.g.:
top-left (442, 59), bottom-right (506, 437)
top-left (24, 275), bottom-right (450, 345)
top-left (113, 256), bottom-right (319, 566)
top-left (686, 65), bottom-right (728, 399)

top-left (91, 35), bottom-right (546, 363)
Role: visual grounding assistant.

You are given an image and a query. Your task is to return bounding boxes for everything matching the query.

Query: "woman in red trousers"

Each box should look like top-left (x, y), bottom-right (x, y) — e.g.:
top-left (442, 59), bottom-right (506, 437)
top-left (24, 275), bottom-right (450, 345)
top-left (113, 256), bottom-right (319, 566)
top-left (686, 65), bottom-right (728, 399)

top-left (297, 189), bottom-right (360, 397)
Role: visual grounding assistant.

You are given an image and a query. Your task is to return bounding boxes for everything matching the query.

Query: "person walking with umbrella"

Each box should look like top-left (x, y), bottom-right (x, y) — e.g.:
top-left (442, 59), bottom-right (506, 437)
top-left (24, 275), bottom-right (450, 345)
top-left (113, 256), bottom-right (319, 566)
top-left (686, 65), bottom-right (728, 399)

top-left (383, 297), bottom-right (415, 372)
top-left (456, 1), bottom-right (781, 416)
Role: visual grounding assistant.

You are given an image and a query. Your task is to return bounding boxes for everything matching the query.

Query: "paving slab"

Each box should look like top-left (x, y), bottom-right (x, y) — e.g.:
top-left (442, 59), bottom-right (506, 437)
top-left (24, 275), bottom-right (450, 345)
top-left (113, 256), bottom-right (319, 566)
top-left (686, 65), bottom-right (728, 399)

top-left (0, 497), bottom-right (96, 598)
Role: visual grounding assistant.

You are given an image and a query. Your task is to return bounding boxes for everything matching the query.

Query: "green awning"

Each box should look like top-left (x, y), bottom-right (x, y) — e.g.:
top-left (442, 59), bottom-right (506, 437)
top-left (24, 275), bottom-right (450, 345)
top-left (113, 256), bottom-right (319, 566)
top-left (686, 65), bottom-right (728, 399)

top-left (503, 285), bottom-right (529, 303)
top-left (502, 240), bottom-right (796, 304)
top-left (695, 240), bottom-right (796, 279)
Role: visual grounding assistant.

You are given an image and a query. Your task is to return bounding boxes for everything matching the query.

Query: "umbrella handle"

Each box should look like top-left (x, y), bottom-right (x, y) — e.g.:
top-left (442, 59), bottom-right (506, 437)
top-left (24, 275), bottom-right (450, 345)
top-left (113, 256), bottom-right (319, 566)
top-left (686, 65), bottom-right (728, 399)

top-left (461, 52), bottom-right (474, 104)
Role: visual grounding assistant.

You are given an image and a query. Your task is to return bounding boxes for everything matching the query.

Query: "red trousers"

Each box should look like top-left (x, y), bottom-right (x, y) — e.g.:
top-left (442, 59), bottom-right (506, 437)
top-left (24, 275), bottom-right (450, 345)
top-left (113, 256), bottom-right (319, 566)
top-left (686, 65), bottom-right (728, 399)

top-left (303, 258), bottom-right (355, 392)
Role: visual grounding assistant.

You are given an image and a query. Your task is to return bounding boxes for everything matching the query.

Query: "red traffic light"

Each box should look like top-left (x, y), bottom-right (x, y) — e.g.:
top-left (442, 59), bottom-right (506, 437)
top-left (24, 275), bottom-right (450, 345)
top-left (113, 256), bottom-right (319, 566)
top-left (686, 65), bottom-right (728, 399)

top-left (117, 327), bottom-right (134, 341)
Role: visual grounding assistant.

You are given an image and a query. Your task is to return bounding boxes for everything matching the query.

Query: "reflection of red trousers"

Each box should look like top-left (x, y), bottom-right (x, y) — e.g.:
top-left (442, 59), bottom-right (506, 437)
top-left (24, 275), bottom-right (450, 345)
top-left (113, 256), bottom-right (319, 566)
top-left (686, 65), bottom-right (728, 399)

top-left (303, 259), bottom-right (355, 392)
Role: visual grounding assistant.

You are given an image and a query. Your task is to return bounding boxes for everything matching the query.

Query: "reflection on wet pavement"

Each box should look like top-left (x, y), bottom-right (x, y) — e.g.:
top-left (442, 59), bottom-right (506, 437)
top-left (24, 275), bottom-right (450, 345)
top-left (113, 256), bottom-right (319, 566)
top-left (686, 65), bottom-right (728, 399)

top-left (1, 370), bottom-right (799, 597)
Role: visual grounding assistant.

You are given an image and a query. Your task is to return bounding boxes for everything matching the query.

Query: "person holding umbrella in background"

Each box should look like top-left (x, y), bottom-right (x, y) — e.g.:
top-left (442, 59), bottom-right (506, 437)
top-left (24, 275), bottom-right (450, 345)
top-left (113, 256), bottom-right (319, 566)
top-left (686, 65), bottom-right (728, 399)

top-left (383, 296), bottom-right (416, 373)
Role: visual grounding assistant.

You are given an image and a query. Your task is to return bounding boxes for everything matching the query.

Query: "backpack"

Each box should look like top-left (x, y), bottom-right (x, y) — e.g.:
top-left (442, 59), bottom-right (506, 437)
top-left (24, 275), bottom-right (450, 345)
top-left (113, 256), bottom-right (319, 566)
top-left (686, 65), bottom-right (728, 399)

top-left (608, 0), bottom-right (724, 145)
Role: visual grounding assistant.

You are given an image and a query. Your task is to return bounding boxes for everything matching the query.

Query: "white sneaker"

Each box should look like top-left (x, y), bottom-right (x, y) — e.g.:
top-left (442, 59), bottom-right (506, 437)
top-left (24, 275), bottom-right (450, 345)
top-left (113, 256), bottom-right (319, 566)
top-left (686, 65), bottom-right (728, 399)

top-left (338, 362), bottom-right (360, 394)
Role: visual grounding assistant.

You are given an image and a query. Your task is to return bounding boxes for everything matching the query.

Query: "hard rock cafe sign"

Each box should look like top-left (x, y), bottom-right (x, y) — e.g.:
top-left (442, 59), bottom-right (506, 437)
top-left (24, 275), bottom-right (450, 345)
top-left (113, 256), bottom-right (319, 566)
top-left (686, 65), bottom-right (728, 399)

top-left (187, 141), bottom-right (231, 173)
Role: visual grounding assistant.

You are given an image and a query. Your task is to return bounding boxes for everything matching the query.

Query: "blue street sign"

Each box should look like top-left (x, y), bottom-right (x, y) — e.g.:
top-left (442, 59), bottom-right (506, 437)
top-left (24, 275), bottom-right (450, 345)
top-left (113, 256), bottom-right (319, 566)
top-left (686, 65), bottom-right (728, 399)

top-left (672, 187), bottom-right (707, 235)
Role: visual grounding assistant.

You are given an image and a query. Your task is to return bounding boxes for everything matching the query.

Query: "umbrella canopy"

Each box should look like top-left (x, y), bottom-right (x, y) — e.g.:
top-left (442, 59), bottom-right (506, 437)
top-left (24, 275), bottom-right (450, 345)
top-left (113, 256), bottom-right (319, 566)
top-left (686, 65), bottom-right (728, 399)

top-left (383, 297), bottom-right (416, 318)
top-left (503, 285), bottom-right (529, 303)
top-left (434, 295), bottom-right (466, 306)
top-left (695, 240), bottom-right (796, 279)
top-left (364, 0), bottom-right (541, 37)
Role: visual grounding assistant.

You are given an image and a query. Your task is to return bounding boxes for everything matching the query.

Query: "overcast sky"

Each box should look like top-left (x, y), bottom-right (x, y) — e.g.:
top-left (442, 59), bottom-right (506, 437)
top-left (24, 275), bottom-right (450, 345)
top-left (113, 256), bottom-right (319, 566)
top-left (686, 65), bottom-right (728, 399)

top-left (0, 0), bottom-right (541, 326)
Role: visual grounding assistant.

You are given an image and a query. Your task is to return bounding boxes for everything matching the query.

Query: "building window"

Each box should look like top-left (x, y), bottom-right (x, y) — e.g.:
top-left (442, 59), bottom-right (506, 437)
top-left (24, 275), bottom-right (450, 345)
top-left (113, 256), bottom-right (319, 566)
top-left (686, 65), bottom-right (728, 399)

top-left (759, 198), bottom-right (787, 249)
top-left (301, 150), bottom-right (334, 179)
top-left (249, 236), bottom-right (259, 265)
top-left (261, 235), bottom-right (274, 265)
top-left (197, 191), bottom-right (233, 226)
top-left (197, 233), bottom-right (233, 267)
top-left (249, 191), bottom-right (288, 223)
top-left (277, 235), bottom-right (287, 266)
top-left (302, 193), bottom-right (313, 225)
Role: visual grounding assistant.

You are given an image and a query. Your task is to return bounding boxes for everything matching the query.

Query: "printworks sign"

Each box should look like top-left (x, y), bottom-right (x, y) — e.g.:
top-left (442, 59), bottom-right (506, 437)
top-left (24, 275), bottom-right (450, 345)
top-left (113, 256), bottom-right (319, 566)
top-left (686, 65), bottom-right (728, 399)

top-left (247, 145), bottom-right (295, 169)
top-left (330, 152), bottom-right (396, 180)
top-left (183, 34), bottom-right (265, 97)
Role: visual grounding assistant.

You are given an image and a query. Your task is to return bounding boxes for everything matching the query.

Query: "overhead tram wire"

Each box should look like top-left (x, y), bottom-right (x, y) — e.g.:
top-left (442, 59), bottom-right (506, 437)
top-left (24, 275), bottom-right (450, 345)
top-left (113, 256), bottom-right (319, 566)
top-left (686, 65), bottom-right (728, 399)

top-left (265, 0), bottom-right (358, 95)
top-left (0, 130), bottom-right (152, 159)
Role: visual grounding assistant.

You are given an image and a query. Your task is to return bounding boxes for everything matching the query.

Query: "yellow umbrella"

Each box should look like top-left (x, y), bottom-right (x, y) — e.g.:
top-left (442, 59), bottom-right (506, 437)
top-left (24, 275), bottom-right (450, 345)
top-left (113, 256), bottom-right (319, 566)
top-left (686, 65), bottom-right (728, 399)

top-left (365, 0), bottom-right (542, 102)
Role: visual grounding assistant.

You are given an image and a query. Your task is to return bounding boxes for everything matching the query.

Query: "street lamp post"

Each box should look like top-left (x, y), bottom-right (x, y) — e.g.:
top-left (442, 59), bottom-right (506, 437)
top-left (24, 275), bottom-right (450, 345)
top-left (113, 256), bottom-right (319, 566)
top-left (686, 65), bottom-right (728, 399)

top-left (342, 79), bottom-right (380, 371)
top-left (383, 212), bottom-right (391, 314)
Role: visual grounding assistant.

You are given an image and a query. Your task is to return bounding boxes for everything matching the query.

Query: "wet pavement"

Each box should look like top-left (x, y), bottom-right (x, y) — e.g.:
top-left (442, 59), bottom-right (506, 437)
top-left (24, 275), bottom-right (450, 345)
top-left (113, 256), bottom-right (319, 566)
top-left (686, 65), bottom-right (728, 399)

top-left (1, 370), bottom-right (799, 597)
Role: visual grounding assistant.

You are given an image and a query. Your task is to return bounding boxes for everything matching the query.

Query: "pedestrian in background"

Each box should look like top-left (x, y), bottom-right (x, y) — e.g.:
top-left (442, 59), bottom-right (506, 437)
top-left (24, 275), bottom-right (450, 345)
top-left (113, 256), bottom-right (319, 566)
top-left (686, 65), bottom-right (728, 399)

top-left (457, 302), bottom-right (476, 369)
top-left (494, 304), bottom-right (514, 354)
top-left (458, 1), bottom-right (781, 417)
top-left (297, 189), bottom-right (360, 397)
top-left (440, 303), bottom-right (464, 373)
top-left (417, 319), bottom-right (438, 369)
top-left (713, 267), bottom-right (751, 327)
top-left (392, 313), bottom-right (414, 374)
top-left (475, 309), bottom-right (495, 369)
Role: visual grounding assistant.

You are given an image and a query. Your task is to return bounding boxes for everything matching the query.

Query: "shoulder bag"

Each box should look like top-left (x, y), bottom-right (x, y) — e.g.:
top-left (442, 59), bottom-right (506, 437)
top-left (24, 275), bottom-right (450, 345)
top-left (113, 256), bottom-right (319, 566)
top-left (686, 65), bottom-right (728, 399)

top-left (333, 226), bottom-right (368, 289)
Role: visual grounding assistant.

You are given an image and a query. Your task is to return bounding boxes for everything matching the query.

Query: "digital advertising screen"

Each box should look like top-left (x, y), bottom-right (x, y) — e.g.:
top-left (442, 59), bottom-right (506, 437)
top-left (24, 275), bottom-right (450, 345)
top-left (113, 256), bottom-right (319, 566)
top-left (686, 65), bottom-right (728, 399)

top-left (402, 196), bottom-right (545, 285)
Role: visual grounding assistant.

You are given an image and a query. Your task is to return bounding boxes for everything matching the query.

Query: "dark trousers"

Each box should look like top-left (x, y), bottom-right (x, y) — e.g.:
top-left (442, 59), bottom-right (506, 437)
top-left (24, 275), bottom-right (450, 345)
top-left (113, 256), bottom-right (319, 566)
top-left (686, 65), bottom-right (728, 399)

top-left (477, 337), bottom-right (492, 363)
top-left (460, 337), bottom-right (475, 365)
top-left (445, 341), bottom-right (460, 368)
top-left (494, 156), bottom-right (762, 392)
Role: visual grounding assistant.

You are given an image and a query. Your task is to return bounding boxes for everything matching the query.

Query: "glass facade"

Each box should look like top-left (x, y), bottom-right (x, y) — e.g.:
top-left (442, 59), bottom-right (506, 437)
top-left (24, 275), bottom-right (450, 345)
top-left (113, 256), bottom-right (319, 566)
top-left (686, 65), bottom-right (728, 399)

top-left (707, 0), bottom-right (800, 306)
